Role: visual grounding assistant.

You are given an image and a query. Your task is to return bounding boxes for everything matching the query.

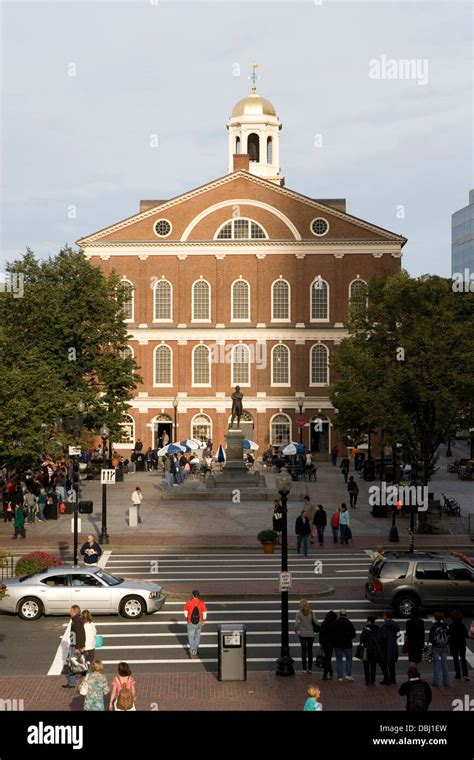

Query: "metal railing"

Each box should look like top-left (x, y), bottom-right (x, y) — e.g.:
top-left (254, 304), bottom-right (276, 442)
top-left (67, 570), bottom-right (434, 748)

top-left (0, 555), bottom-right (16, 579)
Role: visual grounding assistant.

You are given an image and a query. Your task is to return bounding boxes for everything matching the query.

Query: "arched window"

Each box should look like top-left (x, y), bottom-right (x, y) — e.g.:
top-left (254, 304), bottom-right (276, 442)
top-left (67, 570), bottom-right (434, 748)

top-left (248, 133), bottom-right (260, 162)
top-left (231, 344), bottom-right (251, 386)
top-left (272, 279), bottom-right (290, 321)
top-left (270, 413), bottom-right (291, 446)
top-left (153, 279), bottom-right (172, 321)
top-left (119, 414), bottom-right (135, 445)
top-left (154, 344), bottom-right (172, 386)
top-left (118, 345), bottom-right (134, 361)
top-left (231, 279), bottom-right (250, 321)
top-left (191, 414), bottom-right (212, 443)
top-left (235, 136), bottom-right (241, 154)
top-left (121, 280), bottom-right (134, 322)
top-left (271, 344), bottom-right (290, 386)
top-left (192, 344), bottom-right (211, 386)
top-left (267, 136), bottom-right (273, 164)
top-left (215, 218), bottom-right (267, 240)
top-left (310, 278), bottom-right (329, 321)
top-left (349, 278), bottom-right (368, 312)
top-left (192, 279), bottom-right (211, 321)
top-left (310, 344), bottom-right (329, 385)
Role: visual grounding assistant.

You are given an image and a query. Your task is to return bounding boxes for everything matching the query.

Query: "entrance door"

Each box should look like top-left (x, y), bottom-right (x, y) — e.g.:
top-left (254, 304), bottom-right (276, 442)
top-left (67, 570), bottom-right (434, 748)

top-left (310, 418), bottom-right (329, 453)
top-left (154, 422), bottom-right (173, 448)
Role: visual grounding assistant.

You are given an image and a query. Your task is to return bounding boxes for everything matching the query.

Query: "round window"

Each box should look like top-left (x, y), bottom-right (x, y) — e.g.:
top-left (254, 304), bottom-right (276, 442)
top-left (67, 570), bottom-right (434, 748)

top-left (154, 219), bottom-right (172, 237)
top-left (311, 218), bottom-right (329, 237)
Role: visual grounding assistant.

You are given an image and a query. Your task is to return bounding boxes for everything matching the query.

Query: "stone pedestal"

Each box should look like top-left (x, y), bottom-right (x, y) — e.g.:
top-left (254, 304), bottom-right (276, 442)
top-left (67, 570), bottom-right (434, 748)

top-left (205, 427), bottom-right (266, 491)
top-left (222, 428), bottom-right (247, 474)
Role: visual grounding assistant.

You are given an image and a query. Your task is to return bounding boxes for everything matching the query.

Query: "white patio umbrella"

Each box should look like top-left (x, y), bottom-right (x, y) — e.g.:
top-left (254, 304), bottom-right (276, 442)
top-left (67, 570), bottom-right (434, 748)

top-left (180, 439), bottom-right (201, 450)
top-left (157, 443), bottom-right (186, 456)
top-left (243, 439), bottom-right (259, 451)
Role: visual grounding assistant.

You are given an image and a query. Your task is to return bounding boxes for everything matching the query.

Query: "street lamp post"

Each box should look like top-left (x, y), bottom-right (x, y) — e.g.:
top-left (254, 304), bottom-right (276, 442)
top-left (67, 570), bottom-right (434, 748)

top-left (73, 401), bottom-right (86, 566)
top-left (298, 401), bottom-right (303, 445)
top-left (388, 442), bottom-right (400, 543)
top-left (275, 468), bottom-right (295, 677)
top-left (173, 397), bottom-right (178, 441)
top-left (99, 424), bottom-right (110, 545)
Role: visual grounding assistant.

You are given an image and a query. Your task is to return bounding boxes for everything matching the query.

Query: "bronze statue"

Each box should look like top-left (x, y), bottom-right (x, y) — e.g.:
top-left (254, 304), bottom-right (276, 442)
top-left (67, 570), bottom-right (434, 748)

top-left (230, 386), bottom-right (244, 428)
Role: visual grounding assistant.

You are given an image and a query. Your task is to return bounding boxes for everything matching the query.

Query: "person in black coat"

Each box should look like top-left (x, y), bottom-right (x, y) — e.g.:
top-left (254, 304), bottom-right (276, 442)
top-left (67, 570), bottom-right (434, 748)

top-left (333, 609), bottom-right (357, 681)
top-left (399, 667), bottom-right (432, 712)
top-left (359, 616), bottom-right (381, 686)
top-left (313, 504), bottom-right (327, 547)
top-left (319, 610), bottom-right (337, 680)
top-left (449, 610), bottom-right (470, 681)
top-left (378, 610), bottom-right (400, 684)
top-left (405, 608), bottom-right (425, 669)
top-left (295, 510), bottom-right (311, 557)
top-left (340, 456), bottom-right (350, 483)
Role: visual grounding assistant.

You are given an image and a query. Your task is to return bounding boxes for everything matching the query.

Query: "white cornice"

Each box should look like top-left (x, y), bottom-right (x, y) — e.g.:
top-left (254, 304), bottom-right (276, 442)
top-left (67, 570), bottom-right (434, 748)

top-left (127, 327), bottom-right (347, 341)
top-left (125, 395), bottom-right (335, 413)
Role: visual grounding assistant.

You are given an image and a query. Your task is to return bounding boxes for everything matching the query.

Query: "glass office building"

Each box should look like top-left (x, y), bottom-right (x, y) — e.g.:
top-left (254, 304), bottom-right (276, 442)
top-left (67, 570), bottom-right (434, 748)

top-left (452, 189), bottom-right (474, 274)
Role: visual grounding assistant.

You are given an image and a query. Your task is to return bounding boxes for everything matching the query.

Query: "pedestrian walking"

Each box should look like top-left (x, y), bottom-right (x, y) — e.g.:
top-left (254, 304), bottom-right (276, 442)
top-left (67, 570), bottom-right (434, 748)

top-left (37, 488), bottom-right (47, 522)
top-left (429, 612), bottom-right (450, 687)
top-left (295, 510), bottom-right (311, 557)
top-left (339, 504), bottom-right (351, 545)
top-left (340, 456), bottom-right (350, 483)
top-left (331, 444), bottom-right (339, 467)
top-left (303, 684), bottom-right (323, 711)
top-left (333, 609), bottom-right (356, 681)
top-left (184, 590), bottom-right (207, 658)
top-left (359, 615), bottom-right (381, 686)
top-left (398, 667), bottom-right (432, 712)
top-left (347, 476), bottom-right (359, 508)
top-left (80, 534), bottom-right (103, 566)
top-left (272, 500), bottom-right (283, 544)
top-left (12, 503), bottom-right (26, 539)
top-left (330, 508), bottom-right (340, 543)
top-left (24, 491), bottom-right (37, 523)
top-left (294, 599), bottom-right (319, 674)
top-left (302, 495), bottom-right (315, 544)
top-left (131, 486), bottom-right (143, 523)
top-left (449, 610), bottom-right (470, 681)
top-left (378, 610), bottom-right (400, 685)
top-left (372, 545), bottom-right (385, 563)
top-left (82, 610), bottom-right (97, 665)
top-left (405, 608), bottom-right (425, 670)
top-left (82, 660), bottom-right (109, 711)
top-left (313, 504), bottom-right (327, 547)
top-left (63, 605), bottom-right (86, 688)
top-left (109, 662), bottom-right (136, 711)
top-left (319, 610), bottom-right (337, 680)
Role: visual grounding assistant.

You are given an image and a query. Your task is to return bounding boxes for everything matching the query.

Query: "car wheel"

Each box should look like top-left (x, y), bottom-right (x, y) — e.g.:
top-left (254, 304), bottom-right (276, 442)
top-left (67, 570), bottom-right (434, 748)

top-left (394, 594), bottom-right (419, 618)
top-left (18, 597), bottom-right (43, 621)
top-left (120, 596), bottom-right (145, 619)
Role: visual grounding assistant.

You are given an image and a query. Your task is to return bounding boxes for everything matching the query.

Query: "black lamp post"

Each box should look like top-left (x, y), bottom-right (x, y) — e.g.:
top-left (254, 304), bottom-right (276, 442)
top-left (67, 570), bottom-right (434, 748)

top-left (470, 427), bottom-right (474, 460)
top-left (99, 424), bottom-right (110, 544)
top-left (388, 442), bottom-right (400, 543)
top-left (298, 401), bottom-right (303, 445)
top-left (173, 398), bottom-right (178, 441)
top-left (275, 468), bottom-right (295, 677)
top-left (73, 401), bottom-right (86, 566)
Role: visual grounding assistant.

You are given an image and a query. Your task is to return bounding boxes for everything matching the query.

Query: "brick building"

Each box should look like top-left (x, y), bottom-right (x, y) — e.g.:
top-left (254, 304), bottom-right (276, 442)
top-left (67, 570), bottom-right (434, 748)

top-left (78, 82), bottom-right (406, 456)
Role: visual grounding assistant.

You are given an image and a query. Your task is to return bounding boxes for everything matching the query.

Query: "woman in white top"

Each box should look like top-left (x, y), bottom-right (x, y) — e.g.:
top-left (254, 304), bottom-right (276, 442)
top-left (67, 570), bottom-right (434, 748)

top-left (82, 609), bottom-right (97, 665)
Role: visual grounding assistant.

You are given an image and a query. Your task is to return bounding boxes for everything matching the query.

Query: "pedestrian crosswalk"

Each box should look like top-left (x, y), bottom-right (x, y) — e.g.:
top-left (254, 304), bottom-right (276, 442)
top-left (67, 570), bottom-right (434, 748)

top-left (48, 598), bottom-right (474, 676)
top-left (103, 550), bottom-right (373, 582)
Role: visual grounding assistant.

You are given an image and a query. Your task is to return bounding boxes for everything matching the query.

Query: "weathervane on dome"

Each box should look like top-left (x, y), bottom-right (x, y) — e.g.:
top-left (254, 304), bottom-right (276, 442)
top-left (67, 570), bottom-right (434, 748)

top-left (248, 62), bottom-right (260, 93)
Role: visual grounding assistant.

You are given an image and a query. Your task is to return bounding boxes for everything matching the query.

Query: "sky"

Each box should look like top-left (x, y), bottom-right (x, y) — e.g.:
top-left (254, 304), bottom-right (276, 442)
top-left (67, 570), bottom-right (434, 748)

top-left (1, 0), bottom-right (472, 277)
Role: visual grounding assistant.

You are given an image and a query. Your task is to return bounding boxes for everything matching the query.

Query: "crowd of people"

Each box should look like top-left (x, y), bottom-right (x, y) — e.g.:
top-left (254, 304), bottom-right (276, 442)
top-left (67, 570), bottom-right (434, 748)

top-left (272, 497), bottom-right (354, 554)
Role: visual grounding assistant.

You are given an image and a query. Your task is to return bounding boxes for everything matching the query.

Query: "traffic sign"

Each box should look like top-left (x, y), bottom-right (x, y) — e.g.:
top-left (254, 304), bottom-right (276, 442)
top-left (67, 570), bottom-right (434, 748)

top-left (279, 571), bottom-right (292, 591)
top-left (296, 416), bottom-right (305, 428)
top-left (68, 446), bottom-right (81, 456)
top-left (101, 469), bottom-right (116, 484)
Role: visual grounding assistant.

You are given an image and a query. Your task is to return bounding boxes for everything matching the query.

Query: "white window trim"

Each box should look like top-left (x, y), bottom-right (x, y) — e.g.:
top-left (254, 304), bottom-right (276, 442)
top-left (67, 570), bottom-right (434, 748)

top-left (213, 217), bottom-right (269, 241)
top-left (269, 413), bottom-right (292, 446)
top-left (230, 278), bottom-right (251, 322)
top-left (191, 278), bottom-right (211, 322)
top-left (153, 218), bottom-right (173, 238)
top-left (153, 279), bottom-right (173, 323)
top-left (309, 343), bottom-right (329, 387)
top-left (119, 344), bottom-right (134, 360)
top-left (153, 343), bottom-right (173, 388)
top-left (271, 344), bottom-right (291, 387)
top-left (191, 413), bottom-right (213, 442)
top-left (121, 279), bottom-right (135, 323)
top-left (192, 344), bottom-right (212, 388)
top-left (271, 278), bottom-right (291, 323)
top-left (310, 278), bottom-right (330, 323)
top-left (348, 278), bottom-right (368, 300)
top-left (310, 217), bottom-right (330, 237)
top-left (117, 414), bottom-right (135, 447)
top-left (231, 344), bottom-right (251, 387)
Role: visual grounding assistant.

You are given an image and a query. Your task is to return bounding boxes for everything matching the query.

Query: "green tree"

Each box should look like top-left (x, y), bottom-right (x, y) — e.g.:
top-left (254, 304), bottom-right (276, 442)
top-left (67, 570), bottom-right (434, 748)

top-left (330, 272), bottom-right (474, 485)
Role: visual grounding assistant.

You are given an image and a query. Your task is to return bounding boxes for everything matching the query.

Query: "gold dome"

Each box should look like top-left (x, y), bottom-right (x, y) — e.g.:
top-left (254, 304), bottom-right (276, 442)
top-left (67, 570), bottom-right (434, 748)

top-left (231, 92), bottom-right (276, 118)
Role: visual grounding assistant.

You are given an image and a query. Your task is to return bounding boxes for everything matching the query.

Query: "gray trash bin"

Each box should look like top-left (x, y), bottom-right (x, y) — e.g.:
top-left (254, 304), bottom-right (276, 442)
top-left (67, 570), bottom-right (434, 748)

top-left (217, 624), bottom-right (246, 681)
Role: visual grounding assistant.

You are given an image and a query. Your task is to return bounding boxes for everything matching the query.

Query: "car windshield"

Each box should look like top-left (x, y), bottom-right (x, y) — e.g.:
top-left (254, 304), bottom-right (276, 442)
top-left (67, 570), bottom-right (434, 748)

top-left (19, 571), bottom-right (47, 582)
top-left (95, 569), bottom-right (123, 586)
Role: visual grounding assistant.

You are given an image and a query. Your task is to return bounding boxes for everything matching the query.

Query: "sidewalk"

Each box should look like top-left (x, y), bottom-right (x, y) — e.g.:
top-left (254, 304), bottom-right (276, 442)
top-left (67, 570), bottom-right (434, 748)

top-left (0, 671), bottom-right (468, 711)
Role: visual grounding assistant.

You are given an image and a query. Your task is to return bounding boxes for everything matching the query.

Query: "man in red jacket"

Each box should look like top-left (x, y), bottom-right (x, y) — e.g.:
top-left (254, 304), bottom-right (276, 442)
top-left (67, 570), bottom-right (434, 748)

top-left (184, 590), bottom-right (207, 658)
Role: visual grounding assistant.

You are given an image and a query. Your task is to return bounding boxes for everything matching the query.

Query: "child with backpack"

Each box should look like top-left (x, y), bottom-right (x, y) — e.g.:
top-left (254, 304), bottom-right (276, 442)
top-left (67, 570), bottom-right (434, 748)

top-left (398, 667), bottom-right (432, 712)
top-left (429, 612), bottom-right (450, 687)
top-left (109, 662), bottom-right (136, 711)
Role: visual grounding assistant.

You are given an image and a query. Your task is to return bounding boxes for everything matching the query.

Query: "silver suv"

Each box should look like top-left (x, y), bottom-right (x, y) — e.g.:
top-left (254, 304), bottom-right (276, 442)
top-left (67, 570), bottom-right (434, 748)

top-left (365, 551), bottom-right (474, 617)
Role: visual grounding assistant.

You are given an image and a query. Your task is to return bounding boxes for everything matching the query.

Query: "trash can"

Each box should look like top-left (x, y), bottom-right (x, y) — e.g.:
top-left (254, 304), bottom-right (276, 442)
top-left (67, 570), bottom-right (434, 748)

top-left (115, 464), bottom-right (124, 482)
top-left (217, 624), bottom-right (246, 681)
top-left (129, 504), bottom-right (138, 528)
top-left (44, 494), bottom-right (58, 520)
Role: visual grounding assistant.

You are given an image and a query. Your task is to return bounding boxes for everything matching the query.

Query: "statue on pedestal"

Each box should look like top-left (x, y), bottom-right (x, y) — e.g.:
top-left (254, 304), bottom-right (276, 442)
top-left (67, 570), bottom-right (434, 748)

top-left (229, 386), bottom-right (244, 429)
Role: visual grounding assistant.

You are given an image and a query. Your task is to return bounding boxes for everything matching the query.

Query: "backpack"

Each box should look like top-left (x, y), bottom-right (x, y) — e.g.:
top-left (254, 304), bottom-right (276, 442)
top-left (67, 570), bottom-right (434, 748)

top-left (433, 625), bottom-right (448, 648)
top-left (190, 603), bottom-right (200, 625)
top-left (408, 681), bottom-right (428, 712)
top-left (116, 678), bottom-right (134, 711)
